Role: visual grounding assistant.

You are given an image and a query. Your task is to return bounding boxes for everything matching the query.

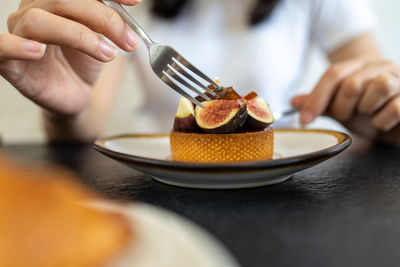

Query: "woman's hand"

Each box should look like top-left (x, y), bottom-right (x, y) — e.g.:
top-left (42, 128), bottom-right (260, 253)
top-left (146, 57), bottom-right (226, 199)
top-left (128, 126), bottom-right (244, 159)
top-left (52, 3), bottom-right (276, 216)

top-left (0, 0), bottom-right (140, 116)
top-left (292, 57), bottom-right (400, 144)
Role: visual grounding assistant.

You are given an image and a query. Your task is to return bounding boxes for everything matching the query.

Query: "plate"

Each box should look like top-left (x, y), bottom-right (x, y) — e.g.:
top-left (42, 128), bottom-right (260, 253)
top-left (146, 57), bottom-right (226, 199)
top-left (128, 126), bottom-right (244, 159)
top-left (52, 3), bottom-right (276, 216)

top-left (94, 129), bottom-right (351, 189)
top-left (88, 202), bottom-right (239, 267)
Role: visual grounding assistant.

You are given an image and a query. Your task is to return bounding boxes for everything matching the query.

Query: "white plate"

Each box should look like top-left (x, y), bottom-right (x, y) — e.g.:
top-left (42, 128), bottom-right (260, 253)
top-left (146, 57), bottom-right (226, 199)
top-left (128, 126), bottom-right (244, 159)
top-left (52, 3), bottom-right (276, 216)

top-left (88, 202), bottom-right (239, 267)
top-left (94, 129), bottom-right (351, 189)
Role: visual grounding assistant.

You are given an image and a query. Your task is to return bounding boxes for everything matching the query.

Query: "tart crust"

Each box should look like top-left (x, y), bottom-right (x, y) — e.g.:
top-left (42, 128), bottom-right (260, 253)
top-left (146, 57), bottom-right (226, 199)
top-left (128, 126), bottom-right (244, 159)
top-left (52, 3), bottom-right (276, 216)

top-left (170, 128), bottom-right (274, 162)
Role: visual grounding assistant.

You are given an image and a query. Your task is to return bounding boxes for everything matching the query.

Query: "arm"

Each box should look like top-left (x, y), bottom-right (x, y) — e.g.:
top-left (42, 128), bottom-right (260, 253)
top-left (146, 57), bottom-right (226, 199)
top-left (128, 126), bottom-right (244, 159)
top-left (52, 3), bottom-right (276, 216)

top-left (328, 32), bottom-right (382, 63)
top-left (292, 32), bottom-right (400, 146)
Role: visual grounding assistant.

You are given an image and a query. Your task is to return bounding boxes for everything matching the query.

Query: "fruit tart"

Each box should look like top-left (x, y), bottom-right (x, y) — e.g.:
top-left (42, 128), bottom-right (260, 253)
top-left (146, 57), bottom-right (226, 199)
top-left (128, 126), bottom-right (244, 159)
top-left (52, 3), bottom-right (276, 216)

top-left (170, 86), bottom-right (274, 162)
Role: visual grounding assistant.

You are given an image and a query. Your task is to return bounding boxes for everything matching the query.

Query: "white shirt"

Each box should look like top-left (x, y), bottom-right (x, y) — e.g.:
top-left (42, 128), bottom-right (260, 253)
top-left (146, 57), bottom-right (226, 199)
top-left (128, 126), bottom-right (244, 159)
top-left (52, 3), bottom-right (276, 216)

top-left (126, 0), bottom-right (375, 132)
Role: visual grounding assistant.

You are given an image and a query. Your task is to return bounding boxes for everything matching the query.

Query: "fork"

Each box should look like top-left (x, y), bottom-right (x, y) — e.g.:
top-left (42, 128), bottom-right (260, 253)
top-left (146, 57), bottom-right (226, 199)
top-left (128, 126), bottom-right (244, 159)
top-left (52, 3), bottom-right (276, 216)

top-left (273, 107), bottom-right (299, 121)
top-left (102, 0), bottom-right (219, 107)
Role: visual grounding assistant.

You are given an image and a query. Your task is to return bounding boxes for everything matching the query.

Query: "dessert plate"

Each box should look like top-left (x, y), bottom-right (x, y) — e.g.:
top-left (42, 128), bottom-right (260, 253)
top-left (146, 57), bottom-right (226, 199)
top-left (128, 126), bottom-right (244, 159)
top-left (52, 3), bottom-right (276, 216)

top-left (94, 129), bottom-right (351, 189)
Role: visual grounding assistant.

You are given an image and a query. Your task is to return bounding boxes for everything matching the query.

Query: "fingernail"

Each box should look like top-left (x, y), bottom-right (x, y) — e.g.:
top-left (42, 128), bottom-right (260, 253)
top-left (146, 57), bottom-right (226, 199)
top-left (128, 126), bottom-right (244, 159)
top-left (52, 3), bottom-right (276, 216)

top-left (300, 109), bottom-right (316, 125)
top-left (99, 39), bottom-right (117, 59)
top-left (125, 26), bottom-right (139, 49)
top-left (124, 0), bottom-right (142, 5)
top-left (22, 40), bottom-right (46, 54)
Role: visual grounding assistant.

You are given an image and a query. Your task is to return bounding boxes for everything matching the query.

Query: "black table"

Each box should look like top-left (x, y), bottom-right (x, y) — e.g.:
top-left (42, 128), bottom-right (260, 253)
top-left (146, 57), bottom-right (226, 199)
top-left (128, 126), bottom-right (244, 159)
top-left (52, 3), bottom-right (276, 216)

top-left (3, 136), bottom-right (400, 267)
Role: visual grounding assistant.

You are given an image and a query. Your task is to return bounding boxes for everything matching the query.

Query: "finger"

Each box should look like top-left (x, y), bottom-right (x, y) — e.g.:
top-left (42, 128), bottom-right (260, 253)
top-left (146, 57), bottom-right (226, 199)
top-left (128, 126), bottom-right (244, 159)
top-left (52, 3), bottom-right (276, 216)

top-left (13, 8), bottom-right (117, 62)
top-left (7, 0), bottom-right (142, 32)
top-left (0, 34), bottom-right (46, 61)
top-left (372, 96), bottom-right (400, 131)
top-left (8, 0), bottom-right (140, 51)
top-left (290, 94), bottom-right (307, 108)
top-left (39, 0), bottom-right (139, 51)
top-left (329, 62), bottom-right (395, 122)
top-left (111, 0), bottom-right (142, 6)
top-left (300, 58), bottom-right (365, 124)
top-left (358, 72), bottom-right (400, 115)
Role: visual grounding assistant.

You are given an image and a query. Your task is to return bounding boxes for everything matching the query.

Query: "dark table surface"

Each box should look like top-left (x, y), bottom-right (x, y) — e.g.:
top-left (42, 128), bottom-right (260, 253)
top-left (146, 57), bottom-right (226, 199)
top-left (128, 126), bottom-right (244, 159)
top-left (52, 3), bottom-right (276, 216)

top-left (3, 136), bottom-right (400, 267)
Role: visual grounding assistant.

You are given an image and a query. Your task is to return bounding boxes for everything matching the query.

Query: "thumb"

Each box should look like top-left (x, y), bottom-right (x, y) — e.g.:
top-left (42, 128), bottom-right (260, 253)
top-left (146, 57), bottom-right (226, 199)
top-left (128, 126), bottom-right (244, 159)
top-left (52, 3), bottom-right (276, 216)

top-left (291, 94), bottom-right (316, 126)
top-left (290, 94), bottom-right (307, 108)
top-left (298, 59), bottom-right (366, 125)
top-left (0, 34), bottom-right (46, 62)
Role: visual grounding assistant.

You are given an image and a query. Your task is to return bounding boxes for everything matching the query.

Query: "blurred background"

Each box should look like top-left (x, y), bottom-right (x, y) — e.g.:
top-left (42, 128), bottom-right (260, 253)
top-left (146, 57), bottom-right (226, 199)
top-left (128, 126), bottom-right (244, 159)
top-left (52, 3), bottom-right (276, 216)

top-left (1, 0), bottom-right (400, 144)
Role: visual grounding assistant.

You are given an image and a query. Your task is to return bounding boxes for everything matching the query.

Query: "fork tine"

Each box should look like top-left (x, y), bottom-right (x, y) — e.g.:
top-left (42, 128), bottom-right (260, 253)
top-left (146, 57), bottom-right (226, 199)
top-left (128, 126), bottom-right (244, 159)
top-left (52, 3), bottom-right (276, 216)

top-left (161, 72), bottom-right (205, 108)
top-left (166, 65), bottom-right (211, 101)
top-left (170, 58), bottom-right (216, 96)
top-left (173, 56), bottom-right (219, 88)
top-left (172, 57), bottom-right (218, 95)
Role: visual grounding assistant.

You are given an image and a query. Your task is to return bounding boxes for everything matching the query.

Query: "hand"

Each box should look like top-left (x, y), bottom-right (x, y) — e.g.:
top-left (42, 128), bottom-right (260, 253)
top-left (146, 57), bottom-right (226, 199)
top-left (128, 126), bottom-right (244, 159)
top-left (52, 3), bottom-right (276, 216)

top-left (292, 57), bottom-right (400, 143)
top-left (0, 0), bottom-right (140, 116)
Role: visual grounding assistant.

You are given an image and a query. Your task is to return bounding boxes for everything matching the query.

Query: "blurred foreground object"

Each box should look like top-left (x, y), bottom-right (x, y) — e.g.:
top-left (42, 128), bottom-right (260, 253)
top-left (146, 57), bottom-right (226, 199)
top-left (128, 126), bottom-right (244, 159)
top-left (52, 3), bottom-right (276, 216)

top-left (0, 154), bottom-right (131, 267)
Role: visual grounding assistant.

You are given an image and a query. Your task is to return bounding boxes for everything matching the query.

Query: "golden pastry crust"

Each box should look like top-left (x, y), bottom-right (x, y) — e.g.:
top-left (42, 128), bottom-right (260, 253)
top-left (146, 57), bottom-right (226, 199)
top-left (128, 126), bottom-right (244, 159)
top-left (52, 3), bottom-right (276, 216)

top-left (170, 128), bottom-right (274, 162)
top-left (0, 155), bottom-right (131, 267)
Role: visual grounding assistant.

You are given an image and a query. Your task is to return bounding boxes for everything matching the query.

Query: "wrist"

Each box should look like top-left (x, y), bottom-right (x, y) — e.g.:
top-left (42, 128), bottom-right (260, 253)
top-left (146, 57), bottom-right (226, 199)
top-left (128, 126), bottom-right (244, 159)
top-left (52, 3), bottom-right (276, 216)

top-left (42, 108), bottom-right (103, 143)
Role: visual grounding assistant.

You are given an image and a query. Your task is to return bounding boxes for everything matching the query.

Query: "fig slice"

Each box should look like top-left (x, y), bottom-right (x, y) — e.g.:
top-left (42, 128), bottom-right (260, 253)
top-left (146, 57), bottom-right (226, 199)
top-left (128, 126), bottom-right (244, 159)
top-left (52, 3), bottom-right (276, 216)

top-left (173, 97), bottom-right (199, 132)
top-left (245, 97), bottom-right (274, 130)
top-left (195, 99), bottom-right (247, 134)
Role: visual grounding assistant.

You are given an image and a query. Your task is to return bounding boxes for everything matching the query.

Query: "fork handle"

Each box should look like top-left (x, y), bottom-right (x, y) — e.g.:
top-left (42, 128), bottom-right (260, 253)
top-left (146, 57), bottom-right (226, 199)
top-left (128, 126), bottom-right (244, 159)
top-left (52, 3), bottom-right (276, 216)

top-left (102, 0), bottom-right (154, 47)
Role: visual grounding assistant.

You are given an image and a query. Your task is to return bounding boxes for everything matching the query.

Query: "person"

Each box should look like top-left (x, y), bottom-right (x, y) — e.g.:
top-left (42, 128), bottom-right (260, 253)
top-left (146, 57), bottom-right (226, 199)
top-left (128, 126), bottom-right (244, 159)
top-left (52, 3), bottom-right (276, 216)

top-left (0, 0), bottom-right (399, 145)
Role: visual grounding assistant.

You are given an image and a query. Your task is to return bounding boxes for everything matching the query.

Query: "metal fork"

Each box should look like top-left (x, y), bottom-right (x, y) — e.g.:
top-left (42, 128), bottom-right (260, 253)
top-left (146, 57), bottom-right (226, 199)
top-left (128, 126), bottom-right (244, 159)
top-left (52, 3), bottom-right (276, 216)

top-left (273, 107), bottom-right (299, 121)
top-left (102, 0), bottom-right (218, 107)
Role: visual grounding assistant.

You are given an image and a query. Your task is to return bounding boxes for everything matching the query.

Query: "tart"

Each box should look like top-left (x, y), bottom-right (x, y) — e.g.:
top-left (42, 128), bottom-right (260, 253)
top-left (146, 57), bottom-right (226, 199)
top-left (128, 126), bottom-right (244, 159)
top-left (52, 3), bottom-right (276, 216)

top-left (170, 87), bottom-right (274, 162)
